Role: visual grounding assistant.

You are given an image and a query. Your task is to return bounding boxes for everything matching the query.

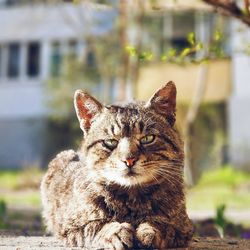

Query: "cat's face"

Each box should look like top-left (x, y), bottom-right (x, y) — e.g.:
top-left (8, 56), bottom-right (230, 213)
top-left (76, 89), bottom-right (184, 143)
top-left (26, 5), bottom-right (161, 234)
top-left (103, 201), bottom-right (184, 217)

top-left (75, 82), bottom-right (184, 187)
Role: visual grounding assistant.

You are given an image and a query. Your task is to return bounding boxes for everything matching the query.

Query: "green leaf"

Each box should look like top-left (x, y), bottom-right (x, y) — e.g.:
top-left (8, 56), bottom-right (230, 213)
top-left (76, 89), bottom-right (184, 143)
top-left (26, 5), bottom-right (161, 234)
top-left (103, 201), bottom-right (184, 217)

top-left (161, 54), bottom-right (167, 62)
top-left (125, 45), bottom-right (137, 57)
top-left (187, 32), bottom-right (195, 46)
top-left (214, 30), bottom-right (223, 42)
top-left (180, 48), bottom-right (191, 57)
top-left (195, 42), bottom-right (203, 51)
top-left (0, 200), bottom-right (7, 224)
top-left (215, 203), bottom-right (227, 238)
top-left (167, 48), bottom-right (176, 58)
top-left (139, 51), bottom-right (153, 61)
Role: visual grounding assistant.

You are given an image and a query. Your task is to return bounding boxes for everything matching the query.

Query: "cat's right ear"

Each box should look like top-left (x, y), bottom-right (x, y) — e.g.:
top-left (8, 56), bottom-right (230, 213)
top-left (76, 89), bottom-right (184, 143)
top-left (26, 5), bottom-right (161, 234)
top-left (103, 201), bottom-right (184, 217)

top-left (145, 81), bottom-right (176, 126)
top-left (74, 90), bottom-right (103, 133)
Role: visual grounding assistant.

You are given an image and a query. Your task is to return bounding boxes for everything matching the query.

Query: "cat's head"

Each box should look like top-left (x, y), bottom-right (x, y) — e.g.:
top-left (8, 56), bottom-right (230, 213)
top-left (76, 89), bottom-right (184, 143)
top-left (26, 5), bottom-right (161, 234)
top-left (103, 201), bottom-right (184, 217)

top-left (74, 81), bottom-right (184, 187)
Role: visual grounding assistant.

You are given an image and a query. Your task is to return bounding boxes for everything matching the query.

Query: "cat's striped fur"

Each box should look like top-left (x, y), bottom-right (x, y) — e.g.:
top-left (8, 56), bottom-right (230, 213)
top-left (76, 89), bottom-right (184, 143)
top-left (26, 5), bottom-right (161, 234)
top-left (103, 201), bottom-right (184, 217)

top-left (41, 81), bottom-right (194, 249)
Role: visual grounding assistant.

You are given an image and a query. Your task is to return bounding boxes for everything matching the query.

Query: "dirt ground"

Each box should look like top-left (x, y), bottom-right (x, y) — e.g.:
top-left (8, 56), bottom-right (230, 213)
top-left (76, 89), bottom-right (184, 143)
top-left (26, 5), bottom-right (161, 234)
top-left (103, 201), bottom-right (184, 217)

top-left (0, 236), bottom-right (250, 250)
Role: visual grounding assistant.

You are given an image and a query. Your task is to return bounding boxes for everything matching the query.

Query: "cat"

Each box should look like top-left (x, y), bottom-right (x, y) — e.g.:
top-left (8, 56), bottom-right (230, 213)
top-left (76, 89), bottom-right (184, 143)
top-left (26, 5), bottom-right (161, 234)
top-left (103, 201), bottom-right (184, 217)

top-left (41, 81), bottom-right (194, 249)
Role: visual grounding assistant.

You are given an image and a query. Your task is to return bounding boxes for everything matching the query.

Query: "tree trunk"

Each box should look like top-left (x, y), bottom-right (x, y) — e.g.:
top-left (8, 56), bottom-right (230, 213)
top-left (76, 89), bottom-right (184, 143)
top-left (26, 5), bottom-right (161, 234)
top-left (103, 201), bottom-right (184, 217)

top-left (184, 62), bottom-right (209, 186)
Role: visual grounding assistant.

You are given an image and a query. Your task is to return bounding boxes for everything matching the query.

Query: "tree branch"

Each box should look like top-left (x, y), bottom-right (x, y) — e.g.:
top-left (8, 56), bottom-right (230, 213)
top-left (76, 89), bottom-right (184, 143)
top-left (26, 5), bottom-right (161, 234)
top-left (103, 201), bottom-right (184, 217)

top-left (202, 0), bottom-right (250, 26)
top-left (244, 0), bottom-right (250, 16)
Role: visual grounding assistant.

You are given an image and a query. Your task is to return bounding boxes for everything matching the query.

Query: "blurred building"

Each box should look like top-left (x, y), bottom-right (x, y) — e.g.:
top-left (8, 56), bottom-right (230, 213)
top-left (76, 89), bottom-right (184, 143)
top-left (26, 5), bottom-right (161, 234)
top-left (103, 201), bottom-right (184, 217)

top-left (0, 1), bottom-right (115, 168)
top-left (133, 1), bottom-right (250, 173)
top-left (229, 22), bottom-right (250, 170)
top-left (0, 0), bottom-right (249, 171)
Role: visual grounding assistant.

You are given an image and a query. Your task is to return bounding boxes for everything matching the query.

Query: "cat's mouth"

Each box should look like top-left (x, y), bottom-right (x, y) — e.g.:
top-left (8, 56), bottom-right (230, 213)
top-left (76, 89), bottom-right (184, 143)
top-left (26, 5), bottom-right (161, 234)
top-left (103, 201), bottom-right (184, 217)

top-left (124, 169), bottom-right (138, 177)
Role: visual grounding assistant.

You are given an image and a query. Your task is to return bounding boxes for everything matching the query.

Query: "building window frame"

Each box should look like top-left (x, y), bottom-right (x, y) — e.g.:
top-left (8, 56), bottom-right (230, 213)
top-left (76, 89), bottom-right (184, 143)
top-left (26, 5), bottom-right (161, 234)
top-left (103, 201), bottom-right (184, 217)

top-left (7, 42), bottom-right (21, 78)
top-left (50, 41), bottom-right (62, 77)
top-left (26, 41), bottom-right (41, 78)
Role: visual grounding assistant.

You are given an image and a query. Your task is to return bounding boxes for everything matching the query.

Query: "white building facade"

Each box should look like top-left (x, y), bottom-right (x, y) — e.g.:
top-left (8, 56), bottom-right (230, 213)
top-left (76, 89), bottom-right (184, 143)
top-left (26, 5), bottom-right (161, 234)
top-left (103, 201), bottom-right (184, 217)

top-left (0, 1), bottom-right (249, 170)
top-left (0, 2), bottom-right (115, 168)
top-left (229, 21), bottom-right (250, 170)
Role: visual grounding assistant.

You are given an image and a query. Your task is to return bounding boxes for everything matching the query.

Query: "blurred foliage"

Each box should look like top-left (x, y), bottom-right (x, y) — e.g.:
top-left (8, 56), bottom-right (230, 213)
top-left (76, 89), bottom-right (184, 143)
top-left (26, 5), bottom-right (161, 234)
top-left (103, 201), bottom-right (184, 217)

top-left (1, 165), bottom-right (250, 212)
top-left (0, 168), bottom-right (42, 208)
top-left (187, 166), bottom-right (250, 213)
top-left (0, 192), bottom-right (40, 207)
top-left (0, 167), bottom-right (44, 190)
top-left (197, 165), bottom-right (250, 188)
top-left (215, 204), bottom-right (227, 238)
top-left (46, 52), bottom-right (100, 148)
top-left (177, 102), bottom-right (228, 182)
top-left (47, 54), bottom-right (99, 119)
top-left (0, 200), bottom-right (7, 228)
top-left (0, 171), bottom-right (19, 190)
top-left (126, 29), bottom-right (227, 64)
top-left (15, 166), bottom-right (44, 190)
top-left (0, 198), bottom-right (43, 233)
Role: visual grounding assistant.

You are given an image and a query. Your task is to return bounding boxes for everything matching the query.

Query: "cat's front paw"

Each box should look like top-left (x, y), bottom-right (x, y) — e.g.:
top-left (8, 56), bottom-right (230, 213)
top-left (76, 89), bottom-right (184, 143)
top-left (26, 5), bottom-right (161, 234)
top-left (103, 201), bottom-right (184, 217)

top-left (63, 228), bottom-right (84, 247)
top-left (136, 223), bottom-right (164, 249)
top-left (94, 222), bottom-right (134, 250)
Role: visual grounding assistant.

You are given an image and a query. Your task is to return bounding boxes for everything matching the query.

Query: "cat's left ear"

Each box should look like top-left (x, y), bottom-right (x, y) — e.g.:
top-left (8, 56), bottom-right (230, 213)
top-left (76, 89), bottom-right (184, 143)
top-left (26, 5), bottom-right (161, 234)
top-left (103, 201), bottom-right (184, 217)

top-left (74, 90), bottom-right (103, 133)
top-left (145, 81), bottom-right (176, 126)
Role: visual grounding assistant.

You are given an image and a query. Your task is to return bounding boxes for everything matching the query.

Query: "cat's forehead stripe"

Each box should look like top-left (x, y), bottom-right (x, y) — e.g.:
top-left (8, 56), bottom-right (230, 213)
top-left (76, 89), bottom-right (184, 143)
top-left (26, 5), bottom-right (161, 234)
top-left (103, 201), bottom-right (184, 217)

top-left (138, 121), bottom-right (144, 133)
top-left (106, 105), bottom-right (140, 116)
top-left (110, 125), bottom-right (115, 136)
top-left (161, 134), bottom-right (179, 152)
top-left (121, 123), bottom-right (129, 137)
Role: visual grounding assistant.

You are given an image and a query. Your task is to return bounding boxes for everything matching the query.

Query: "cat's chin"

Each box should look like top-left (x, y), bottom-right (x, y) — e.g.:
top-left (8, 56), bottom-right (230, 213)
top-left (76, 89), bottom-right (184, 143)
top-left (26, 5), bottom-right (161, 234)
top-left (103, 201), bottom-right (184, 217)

top-left (113, 177), bottom-right (146, 187)
top-left (102, 172), bottom-right (155, 187)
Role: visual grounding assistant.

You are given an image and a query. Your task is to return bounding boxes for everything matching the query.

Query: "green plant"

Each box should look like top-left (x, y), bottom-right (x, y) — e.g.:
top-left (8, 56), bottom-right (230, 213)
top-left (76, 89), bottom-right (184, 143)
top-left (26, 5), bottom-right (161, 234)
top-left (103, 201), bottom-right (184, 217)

top-left (16, 166), bottom-right (44, 190)
top-left (214, 204), bottom-right (227, 238)
top-left (0, 200), bottom-right (7, 228)
top-left (197, 165), bottom-right (250, 188)
top-left (126, 30), bottom-right (227, 65)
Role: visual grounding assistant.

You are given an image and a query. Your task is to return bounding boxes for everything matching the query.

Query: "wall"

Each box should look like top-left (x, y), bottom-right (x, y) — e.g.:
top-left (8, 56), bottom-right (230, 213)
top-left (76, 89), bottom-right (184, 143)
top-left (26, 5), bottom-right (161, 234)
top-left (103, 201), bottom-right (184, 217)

top-left (0, 118), bottom-right (47, 168)
top-left (229, 20), bottom-right (250, 169)
top-left (136, 59), bottom-right (232, 103)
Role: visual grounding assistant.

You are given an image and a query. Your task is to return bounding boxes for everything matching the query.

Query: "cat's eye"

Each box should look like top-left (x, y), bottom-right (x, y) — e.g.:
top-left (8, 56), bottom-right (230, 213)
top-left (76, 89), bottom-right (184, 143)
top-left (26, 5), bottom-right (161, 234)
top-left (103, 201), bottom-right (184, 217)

top-left (103, 139), bottom-right (118, 150)
top-left (140, 135), bottom-right (155, 145)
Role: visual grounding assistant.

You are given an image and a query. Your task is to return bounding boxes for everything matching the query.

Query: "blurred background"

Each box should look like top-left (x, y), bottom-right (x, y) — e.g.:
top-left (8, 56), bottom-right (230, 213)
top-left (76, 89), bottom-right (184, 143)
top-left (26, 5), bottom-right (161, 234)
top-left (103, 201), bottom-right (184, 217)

top-left (0, 0), bottom-right (250, 239)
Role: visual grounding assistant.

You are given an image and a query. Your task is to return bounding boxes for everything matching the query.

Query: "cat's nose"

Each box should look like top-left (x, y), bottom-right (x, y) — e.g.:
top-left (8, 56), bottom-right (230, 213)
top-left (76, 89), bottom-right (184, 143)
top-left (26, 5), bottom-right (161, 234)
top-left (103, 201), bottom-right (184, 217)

top-left (123, 157), bottom-right (138, 168)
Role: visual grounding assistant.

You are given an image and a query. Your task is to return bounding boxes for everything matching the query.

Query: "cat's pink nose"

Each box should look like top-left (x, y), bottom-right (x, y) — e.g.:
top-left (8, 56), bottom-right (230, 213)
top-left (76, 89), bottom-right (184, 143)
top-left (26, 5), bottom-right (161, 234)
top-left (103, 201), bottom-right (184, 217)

top-left (123, 157), bottom-right (137, 168)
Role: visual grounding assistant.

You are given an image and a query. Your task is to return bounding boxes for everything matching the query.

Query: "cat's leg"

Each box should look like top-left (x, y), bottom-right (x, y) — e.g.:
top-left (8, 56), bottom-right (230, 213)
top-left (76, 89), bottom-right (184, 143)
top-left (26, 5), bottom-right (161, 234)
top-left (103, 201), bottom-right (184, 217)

top-left (136, 222), bottom-right (192, 249)
top-left (165, 224), bottom-right (194, 248)
top-left (135, 222), bottom-right (166, 249)
top-left (61, 228), bottom-right (85, 247)
top-left (58, 220), bottom-right (104, 247)
top-left (59, 221), bottom-right (134, 249)
top-left (91, 221), bottom-right (134, 250)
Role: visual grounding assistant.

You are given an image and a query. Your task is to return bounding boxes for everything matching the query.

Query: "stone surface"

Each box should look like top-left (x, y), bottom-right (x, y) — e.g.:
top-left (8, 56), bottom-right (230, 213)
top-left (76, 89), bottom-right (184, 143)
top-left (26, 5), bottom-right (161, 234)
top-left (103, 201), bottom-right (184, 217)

top-left (0, 236), bottom-right (250, 250)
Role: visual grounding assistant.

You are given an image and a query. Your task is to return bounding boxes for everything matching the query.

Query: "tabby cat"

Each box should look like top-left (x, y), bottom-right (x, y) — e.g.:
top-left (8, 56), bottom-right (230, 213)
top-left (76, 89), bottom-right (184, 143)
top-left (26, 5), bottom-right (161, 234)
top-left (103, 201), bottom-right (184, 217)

top-left (41, 81), bottom-right (194, 249)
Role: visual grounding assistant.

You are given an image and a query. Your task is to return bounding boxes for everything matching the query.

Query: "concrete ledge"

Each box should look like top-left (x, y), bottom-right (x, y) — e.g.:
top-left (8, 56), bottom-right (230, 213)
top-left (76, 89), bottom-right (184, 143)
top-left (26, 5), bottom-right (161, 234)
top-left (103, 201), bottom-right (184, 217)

top-left (0, 236), bottom-right (250, 250)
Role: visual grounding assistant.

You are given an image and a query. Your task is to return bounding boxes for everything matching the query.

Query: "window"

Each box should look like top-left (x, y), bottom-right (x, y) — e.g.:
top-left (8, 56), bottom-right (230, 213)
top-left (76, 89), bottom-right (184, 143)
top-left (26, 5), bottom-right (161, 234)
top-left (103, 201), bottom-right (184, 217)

top-left (50, 42), bottom-right (62, 77)
top-left (68, 40), bottom-right (77, 57)
top-left (7, 43), bottom-right (20, 78)
top-left (171, 38), bottom-right (190, 51)
top-left (171, 12), bottom-right (195, 52)
top-left (26, 42), bottom-right (40, 77)
top-left (86, 50), bottom-right (96, 68)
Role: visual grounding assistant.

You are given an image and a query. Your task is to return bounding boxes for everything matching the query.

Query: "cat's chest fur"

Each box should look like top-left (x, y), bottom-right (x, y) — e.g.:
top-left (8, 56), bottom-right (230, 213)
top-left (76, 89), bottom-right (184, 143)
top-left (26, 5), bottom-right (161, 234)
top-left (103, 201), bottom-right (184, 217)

top-left (88, 182), bottom-right (177, 225)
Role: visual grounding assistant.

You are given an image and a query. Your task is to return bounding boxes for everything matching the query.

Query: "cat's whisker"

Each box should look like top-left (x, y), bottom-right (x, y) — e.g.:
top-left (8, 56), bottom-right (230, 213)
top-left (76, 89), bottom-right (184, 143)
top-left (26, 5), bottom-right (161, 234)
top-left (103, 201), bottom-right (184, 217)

top-left (149, 172), bottom-right (160, 184)
top-left (142, 161), bottom-right (184, 168)
top-left (158, 167), bottom-right (183, 175)
top-left (145, 163), bottom-right (183, 173)
top-left (154, 169), bottom-right (183, 185)
top-left (157, 169), bottom-right (183, 179)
